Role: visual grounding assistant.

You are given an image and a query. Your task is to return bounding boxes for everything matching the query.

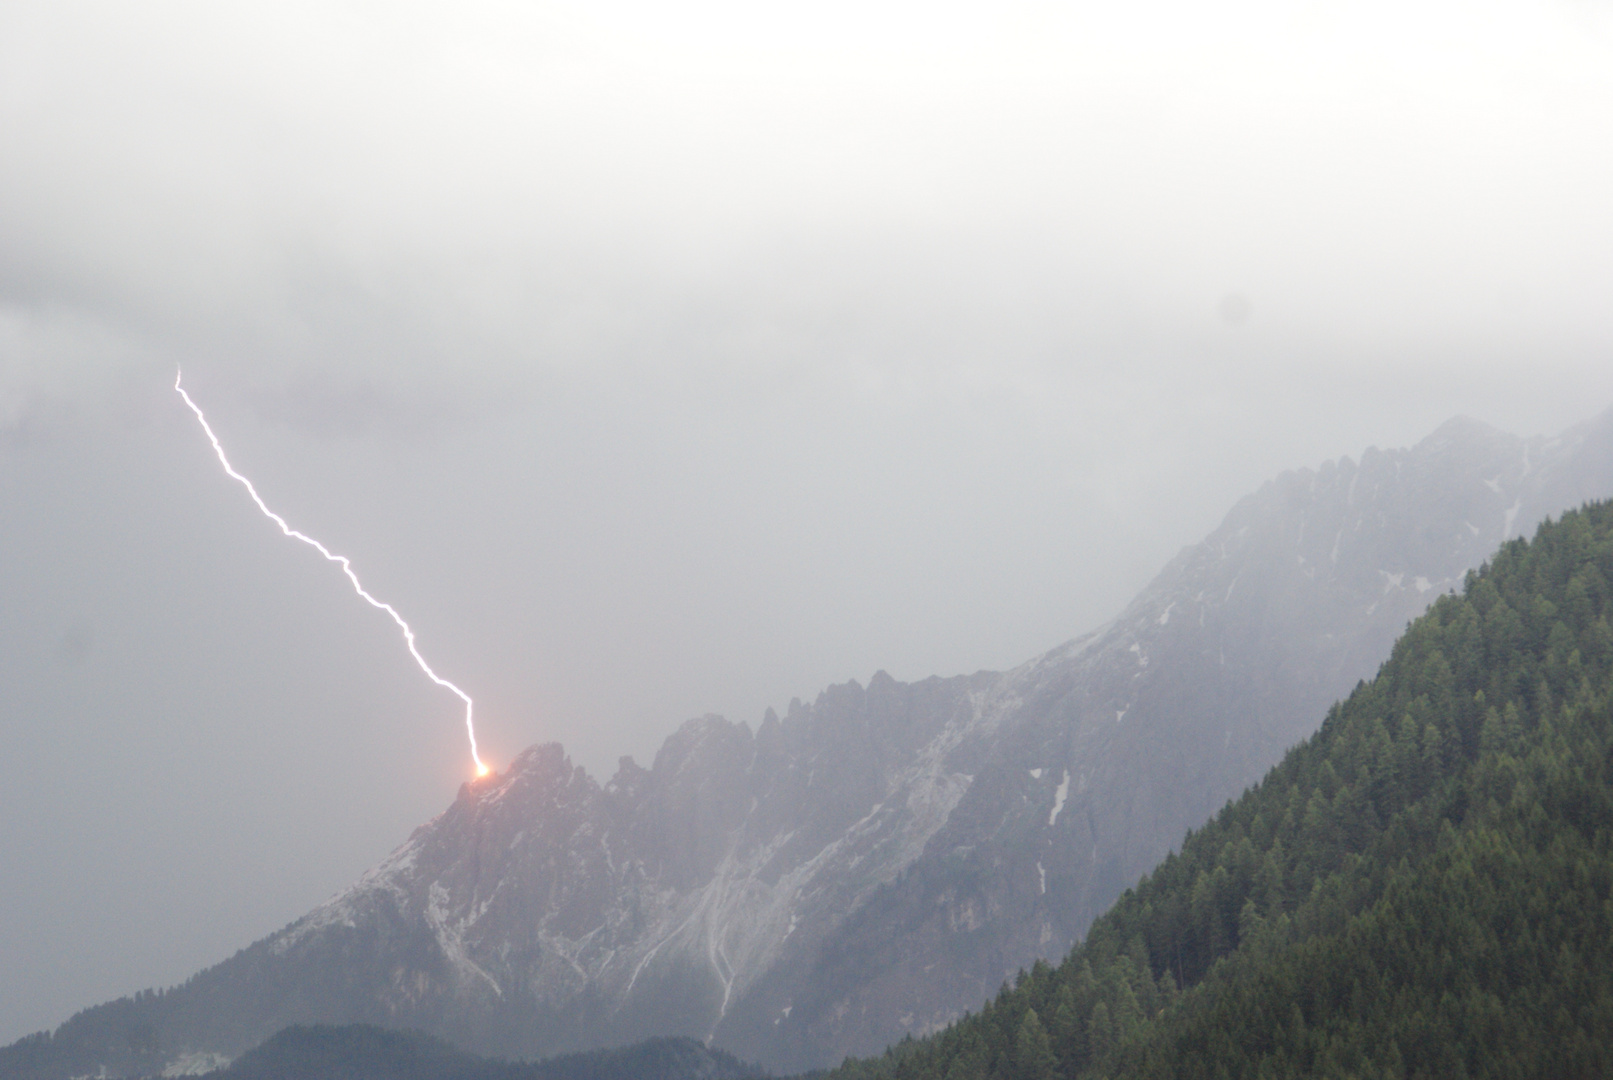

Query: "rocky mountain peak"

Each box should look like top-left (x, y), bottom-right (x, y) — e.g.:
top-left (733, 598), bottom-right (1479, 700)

top-left (15, 408), bottom-right (1613, 1080)
top-left (1414, 412), bottom-right (1511, 451)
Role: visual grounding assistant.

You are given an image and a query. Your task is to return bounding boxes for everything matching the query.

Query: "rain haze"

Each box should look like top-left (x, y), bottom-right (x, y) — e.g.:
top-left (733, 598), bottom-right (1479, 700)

top-left (2, 0), bottom-right (1612, 1045)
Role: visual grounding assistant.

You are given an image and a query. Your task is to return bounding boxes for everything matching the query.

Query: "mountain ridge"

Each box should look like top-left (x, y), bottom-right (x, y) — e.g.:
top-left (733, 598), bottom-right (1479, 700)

top-left (9, 408), bottom-right (1613, 1078)
top-left (825, 498), bottom-right (1613, 1080)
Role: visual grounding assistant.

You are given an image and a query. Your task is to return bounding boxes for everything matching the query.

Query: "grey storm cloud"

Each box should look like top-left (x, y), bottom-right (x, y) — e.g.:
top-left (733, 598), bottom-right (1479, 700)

top-left (245, 374), bottom-right (473, 442)
top-left (0, 389), bottom-right (70, 450)
top-left (1, 0), bottom-right (1612, 1048)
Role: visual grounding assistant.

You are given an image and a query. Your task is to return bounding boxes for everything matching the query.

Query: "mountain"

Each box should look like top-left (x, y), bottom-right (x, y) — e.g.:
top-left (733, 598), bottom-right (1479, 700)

top-left (7, 409), bottom-right (1613, 1079)
top-left (826, 498), bottom-right (1613, 1080)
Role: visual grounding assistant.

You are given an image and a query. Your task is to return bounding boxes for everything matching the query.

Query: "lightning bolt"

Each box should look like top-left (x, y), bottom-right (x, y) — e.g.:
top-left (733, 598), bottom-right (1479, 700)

top-left (175, 369), bottom-right (491, 779)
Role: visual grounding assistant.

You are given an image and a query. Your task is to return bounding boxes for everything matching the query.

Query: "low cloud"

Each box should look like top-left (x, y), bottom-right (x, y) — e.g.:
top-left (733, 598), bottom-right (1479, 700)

top-left (245, 373), bottom-right (469, 442)
top-left (0, 386), bottom-right (72, 451)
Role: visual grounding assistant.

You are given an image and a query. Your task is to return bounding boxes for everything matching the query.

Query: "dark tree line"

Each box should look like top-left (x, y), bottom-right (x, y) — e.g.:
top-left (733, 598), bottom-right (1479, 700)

top-left (828, 501), bottom-right (1613, 1080)
top-left (210, 1024), bottom-right (762, 1080)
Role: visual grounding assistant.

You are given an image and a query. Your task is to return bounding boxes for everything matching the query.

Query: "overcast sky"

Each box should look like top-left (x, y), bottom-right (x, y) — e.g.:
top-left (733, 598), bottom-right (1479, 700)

top-left (3, 0), bottom-right (1612, 1044)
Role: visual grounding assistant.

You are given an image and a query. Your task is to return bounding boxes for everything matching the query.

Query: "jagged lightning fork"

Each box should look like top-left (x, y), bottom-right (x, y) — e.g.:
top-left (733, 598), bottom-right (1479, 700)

top-left (175, 369), bottom-right (490, 778)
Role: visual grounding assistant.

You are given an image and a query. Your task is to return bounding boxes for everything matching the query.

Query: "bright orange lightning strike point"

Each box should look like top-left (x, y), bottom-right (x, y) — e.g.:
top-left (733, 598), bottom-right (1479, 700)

top-left (175, 368), bottom-right (491, 780)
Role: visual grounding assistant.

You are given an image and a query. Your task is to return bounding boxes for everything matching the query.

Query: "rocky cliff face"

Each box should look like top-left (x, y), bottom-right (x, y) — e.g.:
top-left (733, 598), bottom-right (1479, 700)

top-left (15, 410), bottom-right (1613, 1079)
top-left (235, 673), bottom-right (1013, 1060)
top-left (746, 410), bottom-right (1613, 1068)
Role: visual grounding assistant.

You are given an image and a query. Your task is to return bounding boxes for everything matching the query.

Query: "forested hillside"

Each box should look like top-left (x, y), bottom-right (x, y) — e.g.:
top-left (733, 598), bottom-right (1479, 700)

top-left (1, 1025), bottom-right (762, 1080)
top-left (830, 501), bottom-right (1613, 1079)
top-left (213, 1025), bottom-right (760, 1080)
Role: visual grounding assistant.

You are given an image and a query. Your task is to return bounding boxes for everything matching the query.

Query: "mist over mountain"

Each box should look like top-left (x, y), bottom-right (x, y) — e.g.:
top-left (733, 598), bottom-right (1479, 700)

top-left (8, 408), bottom-right (1613, 1079)
top-left (824, 495), bottom-right (1613, 1079)
top-left (6, 0), bottom-right (1613, 1046)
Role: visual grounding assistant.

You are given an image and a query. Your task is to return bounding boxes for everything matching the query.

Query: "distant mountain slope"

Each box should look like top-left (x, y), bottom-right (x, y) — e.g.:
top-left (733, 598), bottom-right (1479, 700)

top-left (7, 409), bottom-right (1613, 1079)
top-left (737, 409), bottom-right (1613, 1068)
top-left (826, 499), bottom-right (1613, 1080)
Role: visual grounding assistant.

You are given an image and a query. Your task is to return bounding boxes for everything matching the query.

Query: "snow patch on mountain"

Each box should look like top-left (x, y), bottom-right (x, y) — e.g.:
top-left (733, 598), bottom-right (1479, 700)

top-left (1048, 771), bottom-right (1070, 828)
top-left (160, 1052), bottom-right (230, 1076)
